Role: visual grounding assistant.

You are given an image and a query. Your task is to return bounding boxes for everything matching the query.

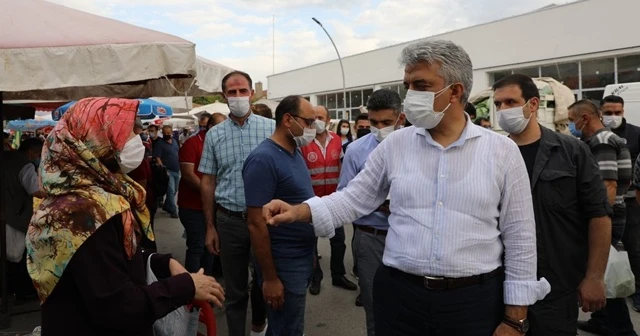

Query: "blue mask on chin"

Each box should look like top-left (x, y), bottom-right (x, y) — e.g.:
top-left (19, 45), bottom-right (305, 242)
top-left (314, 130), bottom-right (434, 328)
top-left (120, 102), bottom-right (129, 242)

top-left (568, 122), bottom-right (582, 138)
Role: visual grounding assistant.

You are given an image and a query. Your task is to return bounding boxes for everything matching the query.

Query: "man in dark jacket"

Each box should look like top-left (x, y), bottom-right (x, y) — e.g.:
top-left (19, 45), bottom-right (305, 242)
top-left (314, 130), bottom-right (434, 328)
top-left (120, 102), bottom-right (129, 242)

top-left (601, 94), bottom-right (640, 311)
top-left (1, 138), bottom-right (45, 301)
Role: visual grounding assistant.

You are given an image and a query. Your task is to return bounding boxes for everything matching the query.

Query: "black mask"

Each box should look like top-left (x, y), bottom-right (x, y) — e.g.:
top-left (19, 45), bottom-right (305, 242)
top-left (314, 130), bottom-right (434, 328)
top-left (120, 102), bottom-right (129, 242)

top-left (356, 128), bottom-right (371, 138)
top-left (163, 134), bottom-right (172, 141)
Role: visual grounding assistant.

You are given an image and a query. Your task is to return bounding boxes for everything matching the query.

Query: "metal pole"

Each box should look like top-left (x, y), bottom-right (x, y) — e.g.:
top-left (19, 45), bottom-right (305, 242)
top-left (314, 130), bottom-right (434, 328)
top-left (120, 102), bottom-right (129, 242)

top-left (272, 15), bottom-right (275, 75)
top-left (0, 91), bottom-right (9, 330)
top-left (312, 18), bottom-right (347, 120)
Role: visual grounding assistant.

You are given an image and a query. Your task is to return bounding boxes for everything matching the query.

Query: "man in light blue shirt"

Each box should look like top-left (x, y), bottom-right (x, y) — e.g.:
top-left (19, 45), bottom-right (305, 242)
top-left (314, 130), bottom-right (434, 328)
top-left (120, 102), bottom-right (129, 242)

top-left (199, 71), bottom-right (274, 336)
top-left (339, 88), bottom-right (405, 336)
top-left (263, 40), bottom-right (550, 336)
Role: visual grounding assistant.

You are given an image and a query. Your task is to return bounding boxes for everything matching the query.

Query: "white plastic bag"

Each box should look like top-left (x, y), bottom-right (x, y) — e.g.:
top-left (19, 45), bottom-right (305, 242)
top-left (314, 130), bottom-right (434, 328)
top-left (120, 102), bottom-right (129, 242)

top-left (5, 225), bottom-right (26, 263)
top-left (146, 254), bottom-right (200, 336)
top-left (604, 245), bottom-right (636, 298)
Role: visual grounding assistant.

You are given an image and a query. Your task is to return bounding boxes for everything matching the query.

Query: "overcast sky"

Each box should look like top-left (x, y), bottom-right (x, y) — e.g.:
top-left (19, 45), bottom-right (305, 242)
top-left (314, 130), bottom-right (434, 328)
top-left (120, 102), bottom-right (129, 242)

top-left (50, 0), bottom-right (576, 89)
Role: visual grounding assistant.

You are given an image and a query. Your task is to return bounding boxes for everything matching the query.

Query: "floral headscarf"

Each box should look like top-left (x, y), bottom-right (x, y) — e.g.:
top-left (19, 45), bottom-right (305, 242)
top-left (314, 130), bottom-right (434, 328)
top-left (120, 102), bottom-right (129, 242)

top-left (26, 98), bottom-right (153, 303)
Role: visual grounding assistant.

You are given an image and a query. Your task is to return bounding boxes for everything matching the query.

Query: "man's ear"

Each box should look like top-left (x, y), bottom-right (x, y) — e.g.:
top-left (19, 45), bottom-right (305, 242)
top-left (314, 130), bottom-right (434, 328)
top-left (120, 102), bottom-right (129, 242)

top-left (450, 83), bottom-right (464, 103)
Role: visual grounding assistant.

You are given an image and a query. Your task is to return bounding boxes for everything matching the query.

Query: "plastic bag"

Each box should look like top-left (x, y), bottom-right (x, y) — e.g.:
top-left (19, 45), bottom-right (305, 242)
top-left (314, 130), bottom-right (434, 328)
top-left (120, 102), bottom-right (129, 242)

top-left (146, 254), bottom-right (200, 336)
top-left (604, 245), bottom-right (636, 298)
top-left (6, 225), bottom-right (26, 263)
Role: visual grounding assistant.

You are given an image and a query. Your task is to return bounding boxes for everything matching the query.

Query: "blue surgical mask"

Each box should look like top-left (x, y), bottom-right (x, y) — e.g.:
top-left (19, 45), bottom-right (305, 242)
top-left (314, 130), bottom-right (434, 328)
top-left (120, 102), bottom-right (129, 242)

top-left (568, 122), bottom-right (582, 138)
top-left (140, 134), bottom-right (148, 141)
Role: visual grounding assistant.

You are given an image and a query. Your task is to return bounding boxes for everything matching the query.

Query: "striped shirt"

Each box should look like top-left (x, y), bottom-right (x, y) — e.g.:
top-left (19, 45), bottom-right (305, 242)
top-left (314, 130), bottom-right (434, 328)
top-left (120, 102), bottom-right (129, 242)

top-left (305, 120), bottom-right (551, 306)
top-left (198, 114), bottom-right (275, 211)
top-left (586, 128), bottom-right (632, 206)
top-left (635, 155), bottom-right (640, 190)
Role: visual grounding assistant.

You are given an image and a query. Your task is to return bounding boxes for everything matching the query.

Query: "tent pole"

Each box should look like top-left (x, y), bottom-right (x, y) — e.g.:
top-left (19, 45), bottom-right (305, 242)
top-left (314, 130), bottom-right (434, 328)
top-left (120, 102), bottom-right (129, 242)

top-left (0, 91), bottom-right (10, 329)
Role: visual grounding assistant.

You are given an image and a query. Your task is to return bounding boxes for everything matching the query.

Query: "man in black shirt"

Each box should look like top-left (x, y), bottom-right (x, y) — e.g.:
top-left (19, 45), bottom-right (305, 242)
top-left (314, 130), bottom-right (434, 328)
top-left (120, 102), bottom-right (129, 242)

top-left (492, 74), bottom-right (612, 336)
top-left (601, 94), bottom-right (640, 311)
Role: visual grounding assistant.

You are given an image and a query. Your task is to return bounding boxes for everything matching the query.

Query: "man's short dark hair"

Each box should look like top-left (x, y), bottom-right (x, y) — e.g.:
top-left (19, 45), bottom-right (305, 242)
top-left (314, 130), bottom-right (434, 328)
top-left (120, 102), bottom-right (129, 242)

top-left (464, 102), bottom-right (476, 117)
top-left (474, 117), bottom-right (490, 126)
top-left (221, 71), bottom-right (253, 94)
top-left (162, 125), bottom-right (173, 132)
top-left (275, 95), bottom-right (303, 126)
top-left (492, 74), bottom-right (540, 102)
top-left (147, 125), bottom-right (158, 132)
top-left (19, 137), bottom-right (43, 153)
top-left (199, 112), bottom-right (212, 122)
top-left (568, 99), bottom-right (600, 117)
top-left (252, 104), bottom-right (273, 119)
top-left (601, 95), bottom-right (625, 107)
top-left (366, 89), bottom-right (401, 113)
top-left (355, 113), bottom-right (369, 124)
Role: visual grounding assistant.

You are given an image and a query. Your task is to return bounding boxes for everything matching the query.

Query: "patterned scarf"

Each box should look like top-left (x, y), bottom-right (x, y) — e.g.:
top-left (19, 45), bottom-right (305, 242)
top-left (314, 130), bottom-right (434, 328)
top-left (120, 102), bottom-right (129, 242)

top-left (25, 98), bottom-right (153, 303)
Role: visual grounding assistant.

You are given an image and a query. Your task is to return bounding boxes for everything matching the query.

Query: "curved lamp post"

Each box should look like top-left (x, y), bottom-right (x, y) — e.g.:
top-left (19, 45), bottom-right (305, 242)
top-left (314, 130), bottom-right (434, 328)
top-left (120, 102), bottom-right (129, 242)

top-left (312, 17), bottom-right (348, 120)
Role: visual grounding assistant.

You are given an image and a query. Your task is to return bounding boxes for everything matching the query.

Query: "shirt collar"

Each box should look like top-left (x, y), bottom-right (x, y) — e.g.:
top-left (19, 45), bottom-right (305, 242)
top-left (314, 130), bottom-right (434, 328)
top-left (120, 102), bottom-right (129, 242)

top-left (230, 112), bottom-right (255, 127)
top-left (415, 115), bottom-right (483, 149)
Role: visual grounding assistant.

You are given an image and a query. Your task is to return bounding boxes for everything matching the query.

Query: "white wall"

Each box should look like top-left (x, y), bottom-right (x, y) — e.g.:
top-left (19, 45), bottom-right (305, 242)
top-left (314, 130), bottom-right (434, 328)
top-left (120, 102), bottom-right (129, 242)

top-left (268, 0), bottom-right (640, 99)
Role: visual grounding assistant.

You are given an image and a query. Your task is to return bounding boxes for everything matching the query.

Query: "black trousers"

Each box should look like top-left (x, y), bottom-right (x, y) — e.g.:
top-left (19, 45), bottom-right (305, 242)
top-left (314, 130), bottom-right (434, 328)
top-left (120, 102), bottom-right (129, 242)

top-left (312, 226), bottom-right (347, 281)
top-left (527, 291), bottom-right (578, 335)
top-left (373, 265), bottom-right (503, 336)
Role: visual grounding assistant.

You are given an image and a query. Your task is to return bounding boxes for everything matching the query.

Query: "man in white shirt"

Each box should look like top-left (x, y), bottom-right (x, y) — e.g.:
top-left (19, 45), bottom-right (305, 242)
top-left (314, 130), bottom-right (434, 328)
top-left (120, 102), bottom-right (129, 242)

top-left (262, 39), bottom-right (550, 336)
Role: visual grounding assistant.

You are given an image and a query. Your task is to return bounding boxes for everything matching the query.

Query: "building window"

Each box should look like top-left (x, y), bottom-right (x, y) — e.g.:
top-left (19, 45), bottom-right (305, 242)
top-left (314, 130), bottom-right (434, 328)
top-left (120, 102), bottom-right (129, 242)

top-left (492, 70), bottom-right (512, 83)
top-left (617, 54), bottom-right (640, 83)
top-left (541, 62), bottom-right (579, 89)
top-left (316, 87), bottom-right (375, 121)
top-left (512, 66), bottom-right (539, 78)
top-left (489, 53), bottom-right (639, 106)
top-left (581, 58), bottom-right (614, 89)
top-left (582, 90), bottom-right (605, 105)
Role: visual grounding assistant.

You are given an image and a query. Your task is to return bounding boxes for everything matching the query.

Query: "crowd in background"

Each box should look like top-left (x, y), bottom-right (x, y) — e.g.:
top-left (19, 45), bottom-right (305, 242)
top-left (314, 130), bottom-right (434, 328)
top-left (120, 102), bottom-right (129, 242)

top-left (3, 38), bottom-right (640, 336)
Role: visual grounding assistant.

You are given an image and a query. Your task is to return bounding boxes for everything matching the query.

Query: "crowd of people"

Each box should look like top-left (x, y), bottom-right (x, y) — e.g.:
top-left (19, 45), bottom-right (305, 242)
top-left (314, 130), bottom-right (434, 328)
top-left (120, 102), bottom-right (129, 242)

top-left (2, 37), bottom-right (640, 336)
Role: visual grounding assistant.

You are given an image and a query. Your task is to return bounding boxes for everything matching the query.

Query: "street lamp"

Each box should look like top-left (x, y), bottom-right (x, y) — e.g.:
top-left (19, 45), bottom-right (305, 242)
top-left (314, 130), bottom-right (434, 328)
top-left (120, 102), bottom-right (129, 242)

top-left (312, 17), bottom-right (348, 120)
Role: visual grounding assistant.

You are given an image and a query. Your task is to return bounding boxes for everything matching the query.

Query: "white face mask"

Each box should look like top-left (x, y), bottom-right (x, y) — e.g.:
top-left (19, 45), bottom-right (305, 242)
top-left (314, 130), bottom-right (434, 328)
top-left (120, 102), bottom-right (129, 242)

top-left (497, 100), bottom-right (531, 135)
top-left (603, 115), bottom-right (623, 129)
top-left (290, 118), bottom-right (317, 147)
top-left (227, 97), bottom-right (251, 118)
top-left (370, 116), bottom-right (400, 142)
top-left (119, 135), bottom-right (146, 173)
top-left (403, 86), bottom-right (452, 129)
top-left (315, 120), bottom-right (327, 134)
top-left (340, 127), bottom-right (350, 136)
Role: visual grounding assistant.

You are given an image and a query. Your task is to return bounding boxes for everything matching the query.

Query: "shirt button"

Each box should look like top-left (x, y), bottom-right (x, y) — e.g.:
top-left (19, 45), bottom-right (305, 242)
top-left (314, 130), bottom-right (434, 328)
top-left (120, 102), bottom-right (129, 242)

top-left (437, 201), bottom-right (443, 207)
top-left (439, 174), bottom-right (445, 179)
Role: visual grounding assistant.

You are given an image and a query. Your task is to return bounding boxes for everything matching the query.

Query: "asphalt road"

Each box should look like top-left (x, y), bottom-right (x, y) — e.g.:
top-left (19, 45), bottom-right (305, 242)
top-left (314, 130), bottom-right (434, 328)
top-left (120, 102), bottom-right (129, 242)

top-left (3, 211), bottom-right (639, 335)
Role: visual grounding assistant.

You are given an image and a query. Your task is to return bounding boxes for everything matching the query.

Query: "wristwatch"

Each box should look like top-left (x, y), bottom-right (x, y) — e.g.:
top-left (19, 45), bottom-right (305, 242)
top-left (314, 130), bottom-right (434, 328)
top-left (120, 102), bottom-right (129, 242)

top-left (502, 315), bottom-right (530, 333)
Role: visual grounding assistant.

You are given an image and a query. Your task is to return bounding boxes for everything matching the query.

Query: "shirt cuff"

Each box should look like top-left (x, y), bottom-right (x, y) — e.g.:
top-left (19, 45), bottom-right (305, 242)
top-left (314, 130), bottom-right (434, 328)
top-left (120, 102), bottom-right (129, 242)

top-left (503, 277), bottom-right (551, 306)
top-left (304, 197), bottom-right (335, 239)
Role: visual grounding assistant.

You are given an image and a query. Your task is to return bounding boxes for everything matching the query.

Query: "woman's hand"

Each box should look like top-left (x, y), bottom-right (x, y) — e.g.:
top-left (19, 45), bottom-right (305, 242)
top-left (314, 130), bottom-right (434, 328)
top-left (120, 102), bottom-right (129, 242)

top-left (190, 269), bottom-right (225, 307)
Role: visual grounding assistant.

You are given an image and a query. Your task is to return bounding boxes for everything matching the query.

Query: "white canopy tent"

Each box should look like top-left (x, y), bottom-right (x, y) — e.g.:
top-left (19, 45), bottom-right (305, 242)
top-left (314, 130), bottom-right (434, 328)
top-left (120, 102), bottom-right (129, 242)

top-left (0, 0), bottom-right (234, 100)
top-left (185, 102), bottom-right (230, 116)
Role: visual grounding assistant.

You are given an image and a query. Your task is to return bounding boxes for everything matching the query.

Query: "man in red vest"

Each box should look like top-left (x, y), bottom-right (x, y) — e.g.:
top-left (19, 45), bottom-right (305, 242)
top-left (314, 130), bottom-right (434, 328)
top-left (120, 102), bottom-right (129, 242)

top-left (301, 105), bottom-right (358, 295)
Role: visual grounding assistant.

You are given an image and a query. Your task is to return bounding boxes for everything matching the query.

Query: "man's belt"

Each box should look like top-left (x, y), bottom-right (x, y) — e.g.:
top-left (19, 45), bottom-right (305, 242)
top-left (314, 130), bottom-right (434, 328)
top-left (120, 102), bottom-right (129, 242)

top-left (390, 266), bottom-right (504, 291)
top-left (216, 204), bottom-right (247, 220)
top-left (354, 224), bottom-right (388, 236)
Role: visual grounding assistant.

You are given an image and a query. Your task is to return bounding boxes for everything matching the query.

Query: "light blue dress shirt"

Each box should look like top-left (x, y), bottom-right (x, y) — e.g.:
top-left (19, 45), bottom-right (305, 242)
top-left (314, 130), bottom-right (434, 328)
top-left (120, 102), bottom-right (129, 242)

top-left (337, 133), bottom-right (389, 230)
top-left (198, 113), bottom-right (275, 211)
top-left (305, 120), bottom-right (550, 306)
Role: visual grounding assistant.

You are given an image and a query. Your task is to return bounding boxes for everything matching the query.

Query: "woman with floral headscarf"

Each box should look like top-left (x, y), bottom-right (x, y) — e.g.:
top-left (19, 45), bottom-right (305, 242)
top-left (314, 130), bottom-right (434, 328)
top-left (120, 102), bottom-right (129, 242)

top-left (25, 98), bottom-right (224, 335)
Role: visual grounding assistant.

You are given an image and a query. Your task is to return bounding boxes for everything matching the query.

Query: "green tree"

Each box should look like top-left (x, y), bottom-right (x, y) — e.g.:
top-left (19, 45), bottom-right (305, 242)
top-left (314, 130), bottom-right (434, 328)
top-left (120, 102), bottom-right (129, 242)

top-left (192, 94), bottom-right (224, 105)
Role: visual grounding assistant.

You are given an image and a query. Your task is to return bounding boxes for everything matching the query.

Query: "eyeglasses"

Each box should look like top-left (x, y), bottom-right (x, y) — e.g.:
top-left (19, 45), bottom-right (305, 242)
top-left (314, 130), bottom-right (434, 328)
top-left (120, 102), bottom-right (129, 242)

top-left (291, 115), bottom-right (316, 128)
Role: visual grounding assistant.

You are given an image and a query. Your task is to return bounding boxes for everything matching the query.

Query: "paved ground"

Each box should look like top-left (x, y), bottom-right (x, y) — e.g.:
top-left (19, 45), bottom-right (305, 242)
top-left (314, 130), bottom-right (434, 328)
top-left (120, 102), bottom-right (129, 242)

top-left (2, 211), bottom-right (639, 335)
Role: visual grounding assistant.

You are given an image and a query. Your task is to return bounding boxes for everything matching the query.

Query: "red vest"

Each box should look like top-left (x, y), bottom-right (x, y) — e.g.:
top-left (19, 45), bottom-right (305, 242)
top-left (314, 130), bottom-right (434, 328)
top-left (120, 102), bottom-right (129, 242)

top-left (301, 132), bottom-right (342, 197)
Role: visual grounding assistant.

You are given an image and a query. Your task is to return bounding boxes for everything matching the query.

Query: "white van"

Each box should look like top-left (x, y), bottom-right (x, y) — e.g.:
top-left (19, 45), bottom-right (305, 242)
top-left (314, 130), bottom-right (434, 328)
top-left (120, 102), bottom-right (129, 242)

top-left (604, 82), bottom-right (640, 126)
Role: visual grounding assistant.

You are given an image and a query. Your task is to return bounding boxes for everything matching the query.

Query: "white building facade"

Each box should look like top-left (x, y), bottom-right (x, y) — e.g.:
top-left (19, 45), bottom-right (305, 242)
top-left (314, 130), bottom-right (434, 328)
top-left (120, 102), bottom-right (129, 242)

top-left (267, 0), bottom-right (640, 121)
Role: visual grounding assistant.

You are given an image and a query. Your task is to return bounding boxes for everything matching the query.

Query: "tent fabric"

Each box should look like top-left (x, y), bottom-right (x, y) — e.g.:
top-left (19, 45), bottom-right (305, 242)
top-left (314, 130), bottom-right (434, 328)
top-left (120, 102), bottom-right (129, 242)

top-left (0, 0), bottom-right (234, 99)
